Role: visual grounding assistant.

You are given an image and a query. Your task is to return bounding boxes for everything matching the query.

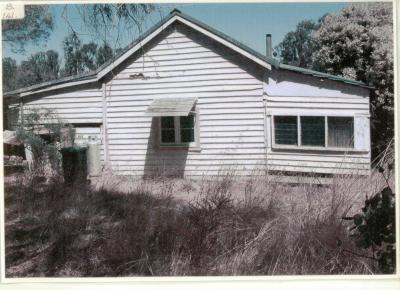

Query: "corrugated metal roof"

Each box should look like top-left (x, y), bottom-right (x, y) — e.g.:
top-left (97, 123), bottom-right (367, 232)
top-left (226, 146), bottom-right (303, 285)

top-left (144, 97), bottom-right (197, 117)
top-left (278, 64), bottom-right (367, 87)
top-left (4, 9), bottom-right (371, 98)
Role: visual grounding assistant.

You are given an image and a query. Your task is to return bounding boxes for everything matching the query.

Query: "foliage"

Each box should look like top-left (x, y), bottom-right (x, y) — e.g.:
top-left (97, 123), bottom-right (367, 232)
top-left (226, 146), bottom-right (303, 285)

top-left (63, 33), bottom-right (102, 76)
top-left (276, 3), bottom-right (393, 159)
top-left (96, 43), bottom-right (114, 67)
top-left (2, 57), bottom-right (18, 92)
top-left (62, 32), bottom-right (83, 76)
top-left (75, 4), bottom-right (155, 43)
top-left (3, 4), bottom-right (157, 88)
top-left (3, 39), bottom-right (115, 90)
top-left (16, 50), bottom-right (60, 88)
top-left (346, 184), bottom-right (395, 274)
top-left (80, 43), bottom-right (98, 71)
top-left (275, 20), bottom-right (320, 68)
top-left (2, 51), bottom-right (60, 92)
top-left (311, 3), bottom-right (393, 158)
top-left (15, 107), bottom-right (74, 173)
top-left (2, 5), bottom-right (53, 53)
top-left (61, 33), bottom-right (116, 77)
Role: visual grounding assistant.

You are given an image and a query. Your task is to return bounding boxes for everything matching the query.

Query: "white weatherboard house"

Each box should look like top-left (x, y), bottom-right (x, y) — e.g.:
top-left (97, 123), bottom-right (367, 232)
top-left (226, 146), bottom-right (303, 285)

top-left (4, 10), bottom-right (371, 177)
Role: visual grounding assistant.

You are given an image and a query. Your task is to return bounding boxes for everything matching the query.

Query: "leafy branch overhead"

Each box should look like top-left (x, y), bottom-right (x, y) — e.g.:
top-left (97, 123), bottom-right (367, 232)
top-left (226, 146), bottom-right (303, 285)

top-left (2, 5), bottom-right (53, 53)
top-left (75, 4), bottom-right (155, 42)
top-left (2, 4), bottom-right (156, 89)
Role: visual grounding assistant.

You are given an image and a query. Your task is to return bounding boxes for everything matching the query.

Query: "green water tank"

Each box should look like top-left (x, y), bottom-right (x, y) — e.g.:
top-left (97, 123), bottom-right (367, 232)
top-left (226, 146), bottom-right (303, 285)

top-left (60, 146), bottom-right (88, 185)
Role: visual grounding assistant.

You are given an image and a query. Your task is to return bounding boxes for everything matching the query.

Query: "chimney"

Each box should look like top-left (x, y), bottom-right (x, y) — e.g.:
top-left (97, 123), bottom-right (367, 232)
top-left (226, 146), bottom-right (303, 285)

top-left (266, 34), bottom-right (272, 58)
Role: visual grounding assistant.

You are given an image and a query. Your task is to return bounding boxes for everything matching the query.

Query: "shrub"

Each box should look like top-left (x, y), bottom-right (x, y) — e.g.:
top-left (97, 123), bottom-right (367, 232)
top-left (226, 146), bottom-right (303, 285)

top-left (344, 185), bottom-right (395, 273)
top-left (15, 107), bottom-right (75, 175)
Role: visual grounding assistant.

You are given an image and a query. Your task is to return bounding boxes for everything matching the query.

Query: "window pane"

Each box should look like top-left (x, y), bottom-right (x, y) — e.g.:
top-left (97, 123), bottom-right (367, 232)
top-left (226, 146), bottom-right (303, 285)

top-left (301, 116), bottom-right (325, 146)
top-left (274, 116), bottom-right (298, 145)
top-left (180, 115), bottom-right (194, 129)
top-left (181, 129), bottom-right (195, 143)
top-left (161, 129), bottom-right (175, 143)
top-left (180, 115), bottom-right (195, 143)
top-left (328, 117), bottom-right (354, 148)
top-left (161, 116), bottom-right (174, 129)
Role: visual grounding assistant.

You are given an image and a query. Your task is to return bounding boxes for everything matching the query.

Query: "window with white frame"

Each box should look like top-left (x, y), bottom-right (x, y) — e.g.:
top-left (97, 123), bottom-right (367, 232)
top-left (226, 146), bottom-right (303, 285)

top-left (273, 115), bottom-right (354, 149)
top-left (160, 113), bottom-right (197, 146)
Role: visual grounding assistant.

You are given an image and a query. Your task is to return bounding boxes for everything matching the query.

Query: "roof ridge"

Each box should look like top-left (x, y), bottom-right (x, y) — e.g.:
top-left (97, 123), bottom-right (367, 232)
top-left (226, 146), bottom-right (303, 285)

top-left (278, 63), bottom-right (368, 87)
top-left (170, 8), bottom-right (182, 14)
top-left (4, 9), bottom-right (370, 97)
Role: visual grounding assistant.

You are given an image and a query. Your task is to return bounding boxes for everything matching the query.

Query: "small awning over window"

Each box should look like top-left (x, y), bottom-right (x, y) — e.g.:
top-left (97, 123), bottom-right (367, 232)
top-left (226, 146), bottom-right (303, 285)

top-left (144, 97), bottom-right (197, 117)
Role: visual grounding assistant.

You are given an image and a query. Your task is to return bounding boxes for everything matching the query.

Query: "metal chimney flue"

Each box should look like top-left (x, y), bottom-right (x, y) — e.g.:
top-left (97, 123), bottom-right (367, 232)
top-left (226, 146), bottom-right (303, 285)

top-left (266, 34), bottom-right (272, 58)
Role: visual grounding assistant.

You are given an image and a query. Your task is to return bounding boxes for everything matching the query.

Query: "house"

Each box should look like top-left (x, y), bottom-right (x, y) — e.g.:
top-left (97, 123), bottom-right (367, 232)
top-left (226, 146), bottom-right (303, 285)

top-left (4, 9), bottom-right (371, 177)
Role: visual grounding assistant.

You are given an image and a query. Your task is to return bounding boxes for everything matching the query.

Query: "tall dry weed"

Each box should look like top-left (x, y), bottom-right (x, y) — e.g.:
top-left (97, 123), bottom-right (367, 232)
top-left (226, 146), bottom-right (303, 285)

top-left (5, 154), bottom-right (393, 276)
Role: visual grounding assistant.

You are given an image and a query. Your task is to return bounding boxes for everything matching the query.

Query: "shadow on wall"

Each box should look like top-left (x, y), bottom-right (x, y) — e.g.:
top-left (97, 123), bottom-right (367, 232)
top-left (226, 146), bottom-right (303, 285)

top-left (143, 118), bottom-right (189, 178)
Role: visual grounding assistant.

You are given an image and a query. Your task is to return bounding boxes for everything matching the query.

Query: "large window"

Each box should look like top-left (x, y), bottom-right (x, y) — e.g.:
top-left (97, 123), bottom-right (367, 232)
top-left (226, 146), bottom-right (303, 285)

top-left (160, 114), bottom-right (196, 145)
top-left (273, 115), bottom-right (354, 149)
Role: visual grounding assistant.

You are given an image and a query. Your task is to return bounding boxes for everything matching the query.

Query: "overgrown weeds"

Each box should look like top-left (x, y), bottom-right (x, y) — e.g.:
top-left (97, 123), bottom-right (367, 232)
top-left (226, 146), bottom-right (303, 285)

top-left (5, 161), bottom-right (394, 276)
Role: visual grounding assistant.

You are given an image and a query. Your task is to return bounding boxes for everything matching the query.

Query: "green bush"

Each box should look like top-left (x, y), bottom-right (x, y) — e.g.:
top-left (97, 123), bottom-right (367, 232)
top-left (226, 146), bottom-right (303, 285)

top-left (346, 185), bottom-right (395, 273)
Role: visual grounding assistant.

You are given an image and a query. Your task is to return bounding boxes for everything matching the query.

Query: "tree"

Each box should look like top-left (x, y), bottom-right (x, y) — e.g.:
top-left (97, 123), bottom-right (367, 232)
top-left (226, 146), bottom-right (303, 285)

top-left (96, 43), bottom-right (114, 67)
top-left (80, 42), bottom-right (98, 72)
top-left (62, 32), bottom-right (83, 77)
top-left (62, 33), bottom-right (116, 76)
top-left (44, 50), bottom-right (60, 80)
top-left (311, 3), bottom-right (393, 158)
top-left (2, 57), bottom-right (18, 92)
top-left (2, 5), bottom-right (53, 53)
top-left (16, 50), bottom-right (60, 88)
top-left (275, 20), bottom-right (319, 68)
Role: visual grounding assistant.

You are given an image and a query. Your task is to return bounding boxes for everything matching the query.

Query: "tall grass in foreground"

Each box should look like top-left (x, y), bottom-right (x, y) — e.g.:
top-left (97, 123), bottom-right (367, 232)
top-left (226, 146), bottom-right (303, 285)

top-left (5, 162), bottom-right (393, 277)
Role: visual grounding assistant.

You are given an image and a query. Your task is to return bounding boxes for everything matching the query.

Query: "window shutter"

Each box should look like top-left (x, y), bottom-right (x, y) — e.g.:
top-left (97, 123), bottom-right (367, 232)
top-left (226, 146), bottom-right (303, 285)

top-left (354, 115), bottom-right (370, 151)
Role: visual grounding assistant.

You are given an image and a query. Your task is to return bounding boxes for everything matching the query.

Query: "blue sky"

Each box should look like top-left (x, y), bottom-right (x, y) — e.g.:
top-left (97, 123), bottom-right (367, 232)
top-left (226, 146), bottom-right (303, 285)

top-left (3, 2), bottom-right (348, 64)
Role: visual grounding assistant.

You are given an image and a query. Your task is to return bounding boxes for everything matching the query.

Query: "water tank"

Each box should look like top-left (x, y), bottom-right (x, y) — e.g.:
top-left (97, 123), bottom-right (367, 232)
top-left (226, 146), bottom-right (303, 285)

top-left (86, 136), bottom-right (101, 176)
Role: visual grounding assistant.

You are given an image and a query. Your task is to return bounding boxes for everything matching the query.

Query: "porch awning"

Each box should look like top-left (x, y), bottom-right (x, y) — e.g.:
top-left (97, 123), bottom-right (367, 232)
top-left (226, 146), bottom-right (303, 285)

top-left (144, 97), bottom-right (197, 117)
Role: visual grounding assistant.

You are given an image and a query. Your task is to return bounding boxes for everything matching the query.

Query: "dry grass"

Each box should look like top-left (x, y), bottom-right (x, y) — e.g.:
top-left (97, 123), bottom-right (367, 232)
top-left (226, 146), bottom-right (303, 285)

top-left (4, 161), bottom-right (394, 277)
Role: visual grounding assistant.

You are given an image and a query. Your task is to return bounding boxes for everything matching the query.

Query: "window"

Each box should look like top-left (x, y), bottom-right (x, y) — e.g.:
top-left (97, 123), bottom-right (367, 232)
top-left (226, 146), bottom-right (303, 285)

top-left (160, 114), bottom-right (196, 146)
top-left (161, 116), bottom-right (175, 143)
top-left (273, 115), bottom-right (354, 149)
top-left (301, 116), bottom-right (325, 146)
top-left (274, 116), bottom-right (298, 145)
top-left (328, 117), bottom-right (354, 148)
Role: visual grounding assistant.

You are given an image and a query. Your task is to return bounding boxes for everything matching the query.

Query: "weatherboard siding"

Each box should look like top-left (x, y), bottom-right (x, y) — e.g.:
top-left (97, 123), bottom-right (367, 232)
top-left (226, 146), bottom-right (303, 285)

top-left (20, 85), bottom-right (106, 162)
top-left (265, 69), bottom-right (371, 175)
top-left (11, 23), bottom-right (372, 177)
top-left (23, 87), bottom-right (103, 123)
top-left (105, 29), bottom-right (266, 176)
